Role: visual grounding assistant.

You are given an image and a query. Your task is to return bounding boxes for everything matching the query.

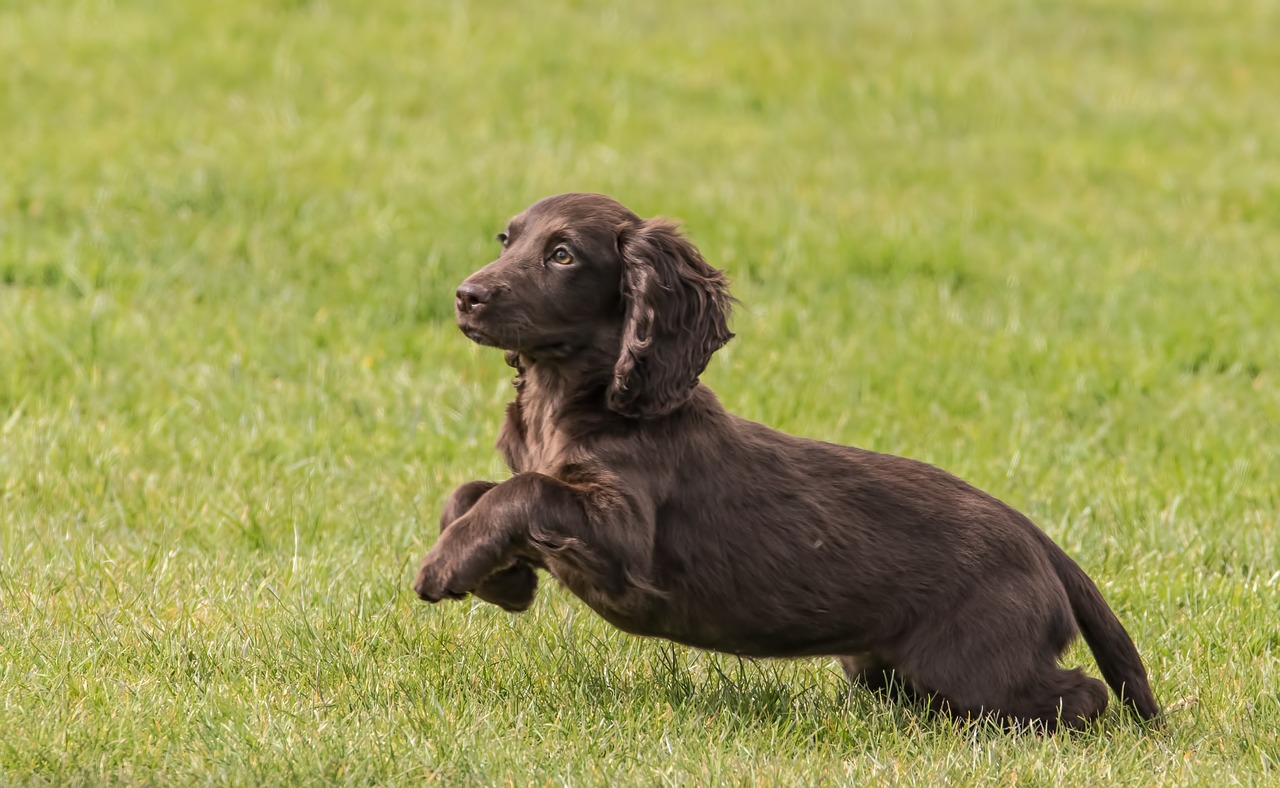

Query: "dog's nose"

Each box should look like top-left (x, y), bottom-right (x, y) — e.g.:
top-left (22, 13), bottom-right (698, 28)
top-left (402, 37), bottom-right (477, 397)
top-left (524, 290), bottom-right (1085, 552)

top-left (455, 282), bottom-right (493, 314)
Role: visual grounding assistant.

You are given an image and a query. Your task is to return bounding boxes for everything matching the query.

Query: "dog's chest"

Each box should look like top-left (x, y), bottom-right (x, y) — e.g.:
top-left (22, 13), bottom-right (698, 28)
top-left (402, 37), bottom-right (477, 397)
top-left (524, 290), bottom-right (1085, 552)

top-left (499, 394), bottom-right (574, 476)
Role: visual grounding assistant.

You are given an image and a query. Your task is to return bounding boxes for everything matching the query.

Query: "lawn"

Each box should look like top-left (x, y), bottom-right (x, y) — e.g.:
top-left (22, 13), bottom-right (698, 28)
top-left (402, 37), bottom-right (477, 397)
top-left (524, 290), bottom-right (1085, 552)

top-left (2, 0), bottom-right (1278, 783)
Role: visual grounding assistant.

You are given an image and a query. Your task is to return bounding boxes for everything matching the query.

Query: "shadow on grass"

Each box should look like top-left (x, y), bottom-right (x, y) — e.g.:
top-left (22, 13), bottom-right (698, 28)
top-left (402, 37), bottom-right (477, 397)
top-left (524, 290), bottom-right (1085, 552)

top-left (540, 633), bottom-right (934, 743)
top-left (559, 635), bottom-right (1163, 746)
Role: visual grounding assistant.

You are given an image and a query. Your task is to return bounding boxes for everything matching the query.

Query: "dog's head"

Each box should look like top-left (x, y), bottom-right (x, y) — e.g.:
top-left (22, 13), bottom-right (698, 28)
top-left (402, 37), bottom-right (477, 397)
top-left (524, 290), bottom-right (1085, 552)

top-left (455, 193), bottom-right (733, 418)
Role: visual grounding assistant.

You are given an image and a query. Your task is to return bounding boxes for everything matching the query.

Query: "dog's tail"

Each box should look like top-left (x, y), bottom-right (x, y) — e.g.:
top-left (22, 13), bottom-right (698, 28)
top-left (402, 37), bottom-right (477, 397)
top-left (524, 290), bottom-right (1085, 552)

top-left (1040, 534), bottom-right (1161, 721)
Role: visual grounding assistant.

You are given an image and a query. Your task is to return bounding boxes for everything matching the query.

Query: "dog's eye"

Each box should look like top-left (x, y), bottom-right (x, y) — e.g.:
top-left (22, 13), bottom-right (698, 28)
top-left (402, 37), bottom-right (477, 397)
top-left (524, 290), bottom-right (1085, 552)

top-left (550, 247), bottom-right (574, 265)
top-left (496, 232), bottom-right (509, 247)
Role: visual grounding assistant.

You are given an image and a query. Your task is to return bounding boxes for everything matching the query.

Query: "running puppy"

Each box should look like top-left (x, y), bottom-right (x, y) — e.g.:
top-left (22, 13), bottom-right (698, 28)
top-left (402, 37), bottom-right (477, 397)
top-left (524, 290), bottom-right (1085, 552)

top-left (413, 193), bottom-right (1160, 731)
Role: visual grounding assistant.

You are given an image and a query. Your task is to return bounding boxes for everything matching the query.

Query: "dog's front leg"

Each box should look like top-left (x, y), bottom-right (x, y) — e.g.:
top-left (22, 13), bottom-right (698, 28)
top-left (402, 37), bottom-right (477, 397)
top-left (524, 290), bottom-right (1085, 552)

top-left (414, 473), bottom-right (589, 603)
top-left (436, 480), bottom-right (540, 612)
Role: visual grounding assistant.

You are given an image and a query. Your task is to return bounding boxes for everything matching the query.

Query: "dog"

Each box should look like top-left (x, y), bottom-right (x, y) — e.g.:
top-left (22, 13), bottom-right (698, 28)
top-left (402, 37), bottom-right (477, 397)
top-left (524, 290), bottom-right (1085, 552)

top-left (413, 192), bottom-right (1159, 731)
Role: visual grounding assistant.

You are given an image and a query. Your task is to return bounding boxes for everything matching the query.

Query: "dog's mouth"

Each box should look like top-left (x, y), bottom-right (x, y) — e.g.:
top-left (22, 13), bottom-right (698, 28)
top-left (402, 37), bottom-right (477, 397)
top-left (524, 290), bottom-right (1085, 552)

top-left (457, 316), bottom-right (534, 353)
top-left (459, 322), bottom-right (501, 348)
top-left (456, 308), bottom-right (506, 347)
top-left (457, 317), bottom-right (582, 360)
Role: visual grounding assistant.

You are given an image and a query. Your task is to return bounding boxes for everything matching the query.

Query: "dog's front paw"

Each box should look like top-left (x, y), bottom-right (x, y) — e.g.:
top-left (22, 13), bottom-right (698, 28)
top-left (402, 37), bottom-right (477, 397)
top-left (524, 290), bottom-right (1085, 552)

top-left (474, 561), bottom-right (539, 612)
top-left (412, 554), bottom-right (468, 603)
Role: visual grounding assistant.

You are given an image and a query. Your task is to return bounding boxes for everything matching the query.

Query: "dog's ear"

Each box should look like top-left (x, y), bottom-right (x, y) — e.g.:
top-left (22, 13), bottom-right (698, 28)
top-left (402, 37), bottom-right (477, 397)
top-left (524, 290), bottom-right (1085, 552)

top-left (608, 219), bottom-right (734, 418)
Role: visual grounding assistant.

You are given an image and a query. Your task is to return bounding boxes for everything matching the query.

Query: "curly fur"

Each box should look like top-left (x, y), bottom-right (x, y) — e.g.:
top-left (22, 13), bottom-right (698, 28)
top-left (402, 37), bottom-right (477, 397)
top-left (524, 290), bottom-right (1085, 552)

top-left (609, 219), bottom-right (735, 418)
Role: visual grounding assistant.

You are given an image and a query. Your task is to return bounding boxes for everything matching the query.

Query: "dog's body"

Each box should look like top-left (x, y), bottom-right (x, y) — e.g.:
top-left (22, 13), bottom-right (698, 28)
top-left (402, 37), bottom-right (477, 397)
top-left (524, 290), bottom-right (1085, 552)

top-left (414, 193), bottom-right (1159, 730)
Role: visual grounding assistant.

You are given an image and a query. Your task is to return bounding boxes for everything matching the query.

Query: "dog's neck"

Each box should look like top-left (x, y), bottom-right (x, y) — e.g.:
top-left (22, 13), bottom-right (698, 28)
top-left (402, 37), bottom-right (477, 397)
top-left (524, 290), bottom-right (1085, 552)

top-left (497, 354), bottom-right (615, 476)
top-left (509, 352), bottom-right (601, 400)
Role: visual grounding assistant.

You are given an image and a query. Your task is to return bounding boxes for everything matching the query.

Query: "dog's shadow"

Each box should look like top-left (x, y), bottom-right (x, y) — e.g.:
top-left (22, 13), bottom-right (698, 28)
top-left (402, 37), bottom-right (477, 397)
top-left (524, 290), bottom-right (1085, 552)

top-left (534, 634), bottom-right (1150, 745)
top-left (540, 633), bottom-right (927, 740)
top-left (658, 645), bottom-right (954, 737)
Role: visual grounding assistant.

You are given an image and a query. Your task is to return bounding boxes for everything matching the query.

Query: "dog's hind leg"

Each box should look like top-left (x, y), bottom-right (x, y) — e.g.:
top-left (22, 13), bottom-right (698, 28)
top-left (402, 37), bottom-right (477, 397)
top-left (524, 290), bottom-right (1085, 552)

top-left (839, 654), bottom-right (923, 706)
top-left (894, 577), bottom-right (1109, 732)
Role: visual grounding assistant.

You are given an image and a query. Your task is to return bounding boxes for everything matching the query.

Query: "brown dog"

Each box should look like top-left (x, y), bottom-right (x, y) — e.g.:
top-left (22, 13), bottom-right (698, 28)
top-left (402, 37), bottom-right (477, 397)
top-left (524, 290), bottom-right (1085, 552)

top-left (413, 193), bottom-right (1159, 731)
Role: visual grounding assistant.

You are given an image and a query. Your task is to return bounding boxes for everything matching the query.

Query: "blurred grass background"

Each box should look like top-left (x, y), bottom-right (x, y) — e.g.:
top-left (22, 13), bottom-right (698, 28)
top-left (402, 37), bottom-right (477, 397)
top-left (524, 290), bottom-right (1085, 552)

top-left (1, 0), bottom-right (1278, 782)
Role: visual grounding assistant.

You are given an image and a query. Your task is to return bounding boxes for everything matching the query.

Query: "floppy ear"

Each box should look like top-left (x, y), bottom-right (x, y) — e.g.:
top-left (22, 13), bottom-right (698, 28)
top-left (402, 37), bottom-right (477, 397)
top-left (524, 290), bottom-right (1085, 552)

top-left (608, 219), bottom-right (734, 418)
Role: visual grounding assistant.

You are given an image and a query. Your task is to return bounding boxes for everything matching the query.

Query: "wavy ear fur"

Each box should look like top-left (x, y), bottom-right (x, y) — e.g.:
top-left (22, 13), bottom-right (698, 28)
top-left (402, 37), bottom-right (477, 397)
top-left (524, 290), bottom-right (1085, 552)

top-left (608, 219), bottom-right (734, 418)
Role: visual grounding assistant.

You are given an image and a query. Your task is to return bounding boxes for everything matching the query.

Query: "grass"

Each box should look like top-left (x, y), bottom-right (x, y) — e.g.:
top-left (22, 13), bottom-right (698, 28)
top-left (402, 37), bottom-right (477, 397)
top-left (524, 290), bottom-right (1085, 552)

top-left (2, 0), bottom-right (1278, 782)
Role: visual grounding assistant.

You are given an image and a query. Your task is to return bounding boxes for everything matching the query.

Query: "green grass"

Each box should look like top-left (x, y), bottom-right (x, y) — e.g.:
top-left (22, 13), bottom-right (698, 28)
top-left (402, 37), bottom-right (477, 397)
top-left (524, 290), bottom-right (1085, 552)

top-left (2, 0), bottom-right (1278, 782)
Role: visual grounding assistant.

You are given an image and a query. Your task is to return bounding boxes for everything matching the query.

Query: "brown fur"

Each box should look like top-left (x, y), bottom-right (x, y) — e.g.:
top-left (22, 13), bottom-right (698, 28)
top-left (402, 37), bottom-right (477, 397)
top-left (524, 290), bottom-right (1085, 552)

top-left (414, 193), bottom-right (1160, 731)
